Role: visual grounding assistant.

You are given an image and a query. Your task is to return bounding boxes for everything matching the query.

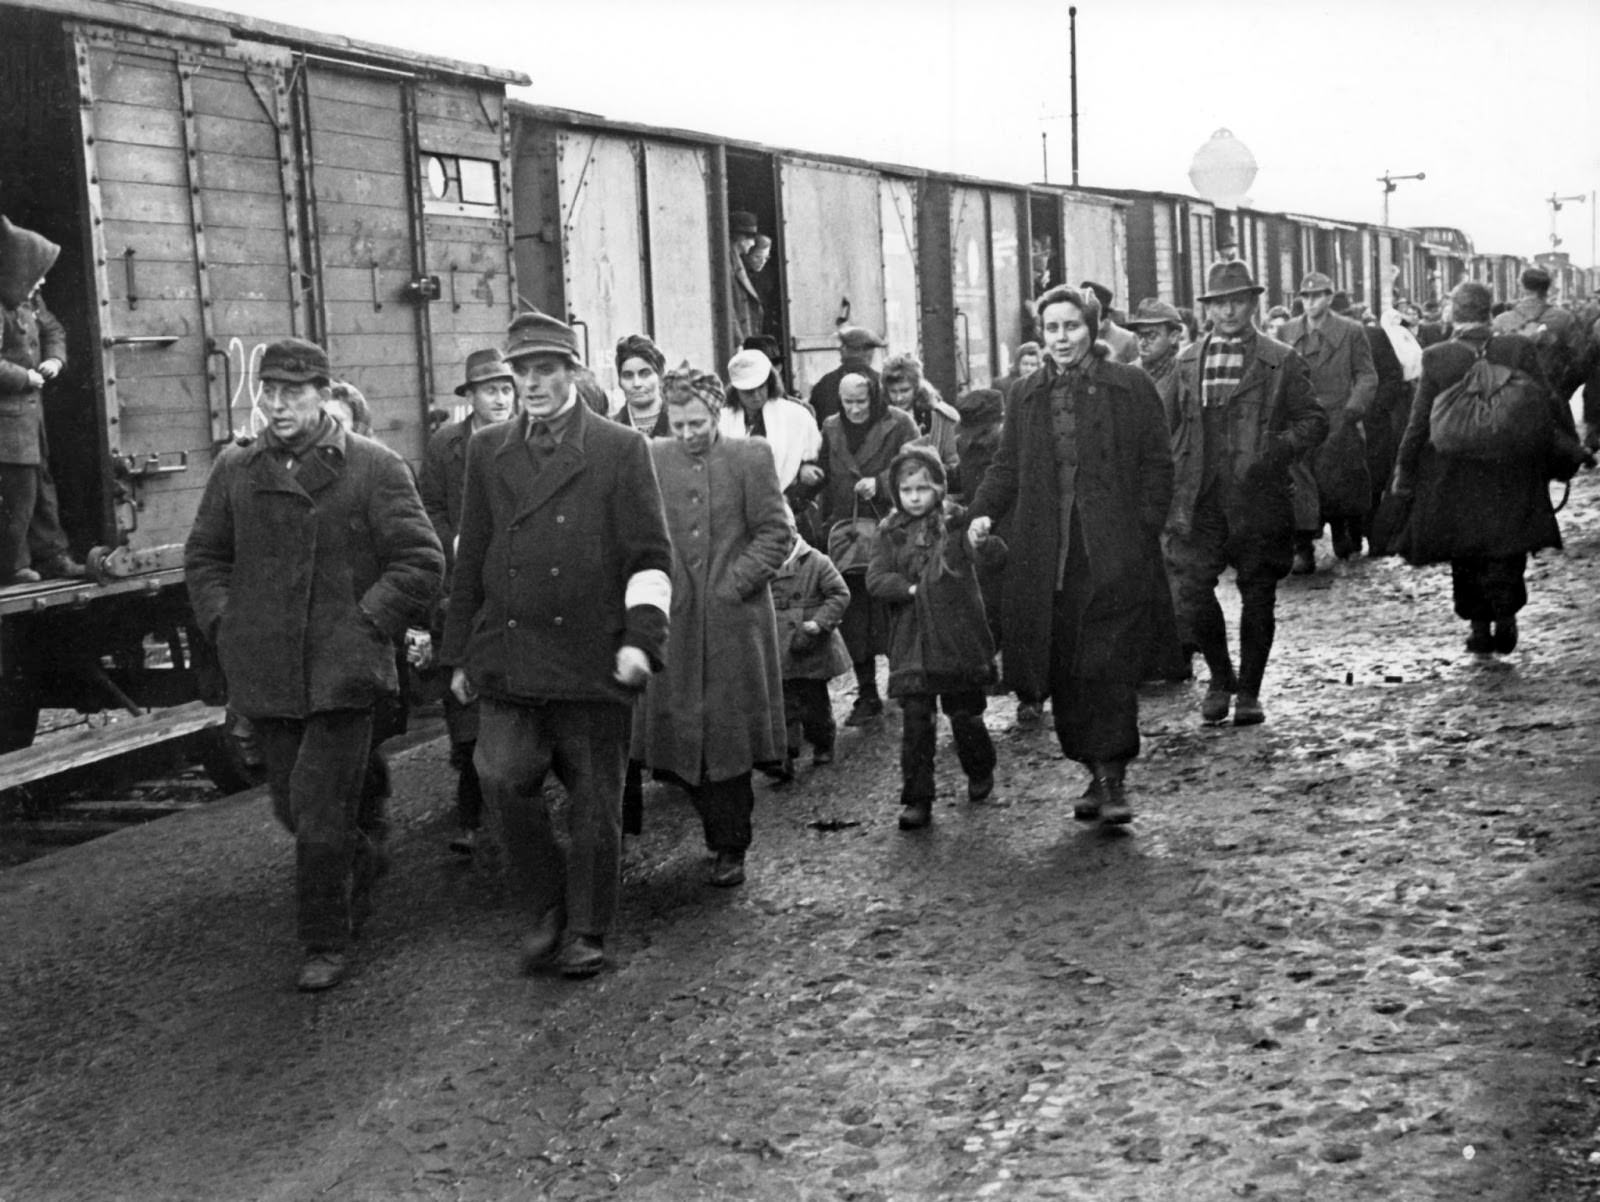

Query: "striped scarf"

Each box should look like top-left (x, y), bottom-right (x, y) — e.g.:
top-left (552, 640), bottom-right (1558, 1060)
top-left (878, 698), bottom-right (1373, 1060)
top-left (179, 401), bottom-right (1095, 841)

top-left (1201, 335), bottom-right (1248, 407)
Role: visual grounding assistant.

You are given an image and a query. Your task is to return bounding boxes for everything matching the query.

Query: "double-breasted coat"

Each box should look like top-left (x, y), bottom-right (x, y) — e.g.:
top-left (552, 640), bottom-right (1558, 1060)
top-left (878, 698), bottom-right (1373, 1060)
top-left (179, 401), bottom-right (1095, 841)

top-left (1391, 329), bottom-right (1572, 564)
top-left (769, 538), bottom-right (852, 681)
top-left (969, 350), bottom-right (1173, 695)
top-left (634, 433), bottom-right (793, 784)
top-left (185, 421), bottom-right (444, 719)
top-left (439, 403), bottom-right (672, 706)
top-left (1280, 311), bottom-right (1378, 521)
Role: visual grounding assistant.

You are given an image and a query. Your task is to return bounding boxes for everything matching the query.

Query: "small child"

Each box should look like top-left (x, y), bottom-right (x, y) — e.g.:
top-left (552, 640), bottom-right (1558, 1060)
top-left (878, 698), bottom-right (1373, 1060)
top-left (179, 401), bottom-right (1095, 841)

top-left (866, 445), bottom-right (1006, 830)
top-left (769, 531), bottom-right (852, 771)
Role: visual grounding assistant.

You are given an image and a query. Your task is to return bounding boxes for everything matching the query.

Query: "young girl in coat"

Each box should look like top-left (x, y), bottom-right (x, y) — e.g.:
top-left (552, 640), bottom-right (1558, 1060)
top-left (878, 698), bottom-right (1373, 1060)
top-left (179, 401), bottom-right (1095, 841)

top-left (866, 445), bottom-right (1006, 830)
top-left (769, 531), bottom-right (852, 772)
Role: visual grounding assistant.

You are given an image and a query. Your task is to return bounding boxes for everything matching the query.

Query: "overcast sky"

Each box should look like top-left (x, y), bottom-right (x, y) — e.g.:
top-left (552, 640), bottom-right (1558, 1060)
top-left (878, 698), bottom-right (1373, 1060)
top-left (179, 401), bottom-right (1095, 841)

top-left (212, 0), bottom-right (1600, 263)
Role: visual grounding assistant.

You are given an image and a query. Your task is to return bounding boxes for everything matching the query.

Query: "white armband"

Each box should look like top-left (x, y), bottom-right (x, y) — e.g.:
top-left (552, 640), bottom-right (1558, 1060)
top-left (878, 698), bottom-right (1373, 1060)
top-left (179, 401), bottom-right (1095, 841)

top-left (624, 568), bottom-right (671, 615)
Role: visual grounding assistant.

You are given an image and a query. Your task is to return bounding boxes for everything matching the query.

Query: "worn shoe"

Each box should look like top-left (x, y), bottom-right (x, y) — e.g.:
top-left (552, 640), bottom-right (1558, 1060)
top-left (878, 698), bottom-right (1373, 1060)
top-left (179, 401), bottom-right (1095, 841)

top-left (519, 908), bottom-right (566, 972)
top-left (1201, 688), bottom-right (1232, 725)
top-left (1465, 621), bottom-right (1494, 654)
top-left (3, 568), bottom-right (41, 586)
top-left (708, 850), bottom-right (746, 887)
top-left (811, 746), bottom-right (835, 767)
top-left (967, 773), bottom-right (995, 804)
top-left (1491, 617), bottom-right (1518, 654)
top-left (1233, 694), bottom-right (1265, 726)
top-left (897, 802), bottom-right (932, 830)
top-left (36, 553), bottom-right (86, 579)
top-left (1290, 547), bottom-right (1316, 575)
top-left (1074, 775), bottom-right (1103, 822)
top-left (1331, 525), bottom-right (1359, 561)
top-left (1096, 765), bottom-right (1133, 826)
top-left (448, 827), bottom-right (478, 856)
top-left (296, 951), bottom-right (347, 992)
top-left (845, 697), bottom-right (884, 727)
top-left (559, 934), bottom-right (605, 979)
top-left (1016, 701), bottom-right (1044, 729)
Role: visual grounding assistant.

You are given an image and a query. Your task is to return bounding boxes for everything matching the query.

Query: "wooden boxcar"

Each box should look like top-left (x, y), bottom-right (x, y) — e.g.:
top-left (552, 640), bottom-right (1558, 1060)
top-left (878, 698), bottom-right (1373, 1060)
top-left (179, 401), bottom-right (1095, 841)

top-left (0, 0), bottom-right (524, 782)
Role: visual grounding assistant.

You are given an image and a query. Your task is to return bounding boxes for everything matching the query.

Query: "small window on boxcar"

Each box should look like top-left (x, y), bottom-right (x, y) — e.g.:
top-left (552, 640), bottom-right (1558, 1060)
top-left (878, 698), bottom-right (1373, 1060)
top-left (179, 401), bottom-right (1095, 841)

top-left (421, 153), bottom-right (500, 219)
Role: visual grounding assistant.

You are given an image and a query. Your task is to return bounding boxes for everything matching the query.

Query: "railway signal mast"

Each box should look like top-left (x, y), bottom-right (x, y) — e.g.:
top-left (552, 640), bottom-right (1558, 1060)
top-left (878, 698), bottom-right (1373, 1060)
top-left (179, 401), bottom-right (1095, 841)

top-left (1546, 191), bottom-right (1585, 249)
top-left (1378, 170), bottom-right (1425, 227)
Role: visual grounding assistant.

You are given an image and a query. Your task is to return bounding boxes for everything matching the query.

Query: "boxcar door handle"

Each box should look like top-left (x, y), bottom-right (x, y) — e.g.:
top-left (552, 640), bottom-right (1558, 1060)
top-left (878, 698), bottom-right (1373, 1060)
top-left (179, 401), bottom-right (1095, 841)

top-left (370, 262), bottom-right (384, 312)
top-left (568, 316), bottom-right (590, 365)
top-left (955, 309), bottom-right (972, 387)
top-left (837, 296), bottom-right (851, 325)
top-left (123, 247), bottom-right (139, 310)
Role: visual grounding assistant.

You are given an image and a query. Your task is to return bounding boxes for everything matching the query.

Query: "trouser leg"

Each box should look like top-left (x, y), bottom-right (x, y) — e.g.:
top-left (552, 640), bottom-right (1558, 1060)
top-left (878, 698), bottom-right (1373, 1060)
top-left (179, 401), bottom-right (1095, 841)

top-left (689, 770), bottom-right (754, 854)
top-left (1169, 519), bottom-right (1236, 690)
top-left (1479, 555), bottom-right (1527, 620)
top-left (255, 710), bottom-right (374, 952)
top-left (451, 739), bottom-right (483, 829)
top-left (1236, 582), bottom-right (1279, 697)
top-left (548, 701), bottom-right (629, 936)
top-left (475, 699), bottom-right (561, 921)
top-left (622, 759), bottom-right (644, 837)
top-left (27, 448), bottom-right (68, 564)
top-left (853, 659), bottom-right (879, 702)
top-left (898, 693), bottom-right (937, 804)
top-left (942, 690), bottom-right (995, 782)
top-left (0, 463), bottom-right (38, 576)
top-left (797, 678), bottom-right (836, 752)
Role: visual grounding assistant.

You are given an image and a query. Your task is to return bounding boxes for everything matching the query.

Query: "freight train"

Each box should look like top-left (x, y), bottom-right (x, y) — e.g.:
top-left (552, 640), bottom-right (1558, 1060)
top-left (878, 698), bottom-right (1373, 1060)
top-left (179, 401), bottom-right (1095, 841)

top-left (0, 0), bottom-right (1561, 790)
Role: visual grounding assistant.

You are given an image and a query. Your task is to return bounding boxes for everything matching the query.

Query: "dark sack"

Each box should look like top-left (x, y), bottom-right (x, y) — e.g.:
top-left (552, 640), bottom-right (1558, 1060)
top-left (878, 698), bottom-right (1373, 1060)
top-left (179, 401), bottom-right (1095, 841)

top-left (1429, 351), bottom-right (1551, 460)
top-left (1366, 490), bottom-right (1412, 557)
top-left (827, 499), bottom-right (880, 576)
top-left (1311, 411), bottom-right (1372, 518)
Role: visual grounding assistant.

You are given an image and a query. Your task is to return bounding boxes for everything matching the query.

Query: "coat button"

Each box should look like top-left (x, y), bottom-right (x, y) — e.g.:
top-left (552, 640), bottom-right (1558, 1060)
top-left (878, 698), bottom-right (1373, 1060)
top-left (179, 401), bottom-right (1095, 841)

top-left (508, 568), bottom-right (517, 578)
top-left (507, 618), bottom-right (518, 628)
top-left (553, 616), bottom-right (563, 626)
top-left (555, 514), bottom-right (565, 524)
top-left (550, 566), bottom-right (560, 576)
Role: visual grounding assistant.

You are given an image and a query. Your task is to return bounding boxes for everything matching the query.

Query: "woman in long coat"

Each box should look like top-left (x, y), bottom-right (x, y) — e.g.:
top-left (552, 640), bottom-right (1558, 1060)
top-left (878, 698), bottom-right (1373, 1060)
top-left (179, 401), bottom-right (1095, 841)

top-left (1391, 281), bottom-right (1578, 655)
top-left (816, 372), bottom-right (919, 726)
top-left (969, 286), bottom-right (1173, 824)
top-left (635, 365), bottom-right (792, 887)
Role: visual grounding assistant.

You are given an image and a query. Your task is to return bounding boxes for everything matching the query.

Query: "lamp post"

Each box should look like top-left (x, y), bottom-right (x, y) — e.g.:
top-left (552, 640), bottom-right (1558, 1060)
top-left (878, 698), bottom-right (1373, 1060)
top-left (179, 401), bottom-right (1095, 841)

top-left (1378, 170), bottom-right (1425, 227)
top-left (1547, 191), bottom-right (1585, 249)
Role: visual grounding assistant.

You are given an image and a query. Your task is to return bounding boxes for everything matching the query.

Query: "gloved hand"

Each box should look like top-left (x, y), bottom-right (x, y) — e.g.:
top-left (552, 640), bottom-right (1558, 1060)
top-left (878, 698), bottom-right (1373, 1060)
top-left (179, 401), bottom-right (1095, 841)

top-left (614, 645), bottom-right (651, 688)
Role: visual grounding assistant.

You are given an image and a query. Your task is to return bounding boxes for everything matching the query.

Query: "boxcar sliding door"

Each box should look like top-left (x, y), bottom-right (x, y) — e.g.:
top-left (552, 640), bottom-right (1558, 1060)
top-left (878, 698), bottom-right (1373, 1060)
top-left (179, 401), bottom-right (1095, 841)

top-left (643, 142), bottom-right (716, 373)
top-left (557, 132), bottom-right (646, 392)
top-left (950, 186), bottom-right (994, 389)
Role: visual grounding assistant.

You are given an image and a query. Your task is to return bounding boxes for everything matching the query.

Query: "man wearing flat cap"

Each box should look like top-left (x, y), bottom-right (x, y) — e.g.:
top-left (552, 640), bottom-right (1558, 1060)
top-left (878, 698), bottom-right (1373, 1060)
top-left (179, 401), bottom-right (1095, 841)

top-left (806, 325), bottom-right (885, 427)
top-left (1167, 262), bottom-right (1327, 728)
top-left (419, 347), bottom-right (517, 855)
top-left (1279, 271), bottom-right (1378, 570)
top-left (441, 311), bottom-right (672, 981)
top-left (186, 337), bottom-right (444, 992)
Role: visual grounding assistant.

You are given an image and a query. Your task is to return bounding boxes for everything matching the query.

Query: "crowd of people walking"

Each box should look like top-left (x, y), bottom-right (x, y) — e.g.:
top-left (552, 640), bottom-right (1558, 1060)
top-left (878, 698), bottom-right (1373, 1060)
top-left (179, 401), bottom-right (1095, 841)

top-left (181, 238), bottom-right (1599, 990)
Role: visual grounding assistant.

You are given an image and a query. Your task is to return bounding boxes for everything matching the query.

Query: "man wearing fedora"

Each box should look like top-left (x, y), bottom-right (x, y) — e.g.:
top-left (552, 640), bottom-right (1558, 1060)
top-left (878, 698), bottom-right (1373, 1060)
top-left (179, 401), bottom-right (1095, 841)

top-left (1167, 263), bottom-right (1326, 727)
top-left (186, 337), bottom-right (444, 992)
top-left (730, 210), bottom-right (765, 346)
top-left (419, 348), bottom-right (517, 855)
top-left (441, 311), bottom-right (672, 980)
top-left (1125, 297), bottom-right (1187, 426)
top-left (1279, 271), bottom-right (1377, 570)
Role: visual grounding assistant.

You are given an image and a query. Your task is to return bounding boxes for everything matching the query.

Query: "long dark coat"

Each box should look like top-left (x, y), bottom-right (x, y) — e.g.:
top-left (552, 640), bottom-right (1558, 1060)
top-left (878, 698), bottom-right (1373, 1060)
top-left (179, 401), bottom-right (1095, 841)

top-left (1280, 311), bottom-right (1378, 521)
top-left (770, 539), bottom-right (852, 681)
top-left (816, 407), bottom-right (920, 526)
top-left (1363, 324), bottom-right (1410, 508)
top-left (1392, 329), bottom-right (1573, 565)
top-left (185, 421), bottom-right (444, 719)
top-left (440, 404), bottom-right (672, 706)
top-left (418, 416), bottom-right (472, 573)
top-left (635, 434), bottom-right (792, 784)
top-left (969, 350), bottom-right (1173, 694)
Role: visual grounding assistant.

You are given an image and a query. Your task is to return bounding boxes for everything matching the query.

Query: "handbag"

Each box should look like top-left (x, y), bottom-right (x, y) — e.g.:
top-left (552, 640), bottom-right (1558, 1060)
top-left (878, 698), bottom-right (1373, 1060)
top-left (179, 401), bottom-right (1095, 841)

top-left (827, 495), bottom-right (880, 576)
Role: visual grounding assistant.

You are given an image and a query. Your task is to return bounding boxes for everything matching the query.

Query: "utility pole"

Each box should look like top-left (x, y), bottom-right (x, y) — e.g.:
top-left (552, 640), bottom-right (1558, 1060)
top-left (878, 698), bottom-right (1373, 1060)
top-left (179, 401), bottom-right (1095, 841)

top-left (1378, 170), bottom-right (1425, 227)
top-left (1069, 7), bottom-right (1079, 187)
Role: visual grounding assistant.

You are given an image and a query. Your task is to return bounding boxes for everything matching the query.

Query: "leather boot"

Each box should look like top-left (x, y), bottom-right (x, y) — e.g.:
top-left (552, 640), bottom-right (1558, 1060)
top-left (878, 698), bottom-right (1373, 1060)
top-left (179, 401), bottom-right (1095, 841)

top-left (1465, 621), bottom-right (1494, 654)
top-left (1096, 762), bottom-right (1132, 826)
top-left (1074, 772), bottom-right (1103, 821)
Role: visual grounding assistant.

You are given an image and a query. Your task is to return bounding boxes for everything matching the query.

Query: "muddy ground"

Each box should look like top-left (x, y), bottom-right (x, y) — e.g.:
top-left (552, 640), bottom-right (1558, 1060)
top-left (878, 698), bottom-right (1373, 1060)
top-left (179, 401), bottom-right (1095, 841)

top-left (2, 476), bottom-right (1599, 1202)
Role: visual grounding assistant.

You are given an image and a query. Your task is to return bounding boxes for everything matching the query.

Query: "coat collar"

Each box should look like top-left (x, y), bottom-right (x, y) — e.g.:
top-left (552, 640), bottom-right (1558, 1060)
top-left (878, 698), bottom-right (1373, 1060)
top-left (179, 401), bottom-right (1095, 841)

top-left (494, 402), bottom-right (593, 521)
top-left (1179, 330), bottom-right (1279, 400)
top-left (243, 415), bottom-right (347, 498)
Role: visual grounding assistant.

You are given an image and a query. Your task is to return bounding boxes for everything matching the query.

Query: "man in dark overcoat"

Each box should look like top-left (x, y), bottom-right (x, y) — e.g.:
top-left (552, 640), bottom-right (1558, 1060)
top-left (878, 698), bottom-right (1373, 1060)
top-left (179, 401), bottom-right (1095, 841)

top-left (185, 338), bottom-right (444, 992)
top-left (1279, 272), bottom-right (1377, 570)
top-left (1167, 262), bottom-right (1327, 728)
top-left (419, 347), bottom-right (516, 854)
top-left (968, 285), bottom-right (1172, 825)
top-left (441, 311), bottom-right (671, 981)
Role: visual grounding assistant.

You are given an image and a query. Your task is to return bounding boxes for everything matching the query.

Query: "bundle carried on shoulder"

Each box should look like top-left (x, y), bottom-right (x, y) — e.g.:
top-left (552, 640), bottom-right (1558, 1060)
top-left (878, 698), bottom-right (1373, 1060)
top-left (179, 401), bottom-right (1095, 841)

top-left (1428, 346), bottom-right (1550, 460)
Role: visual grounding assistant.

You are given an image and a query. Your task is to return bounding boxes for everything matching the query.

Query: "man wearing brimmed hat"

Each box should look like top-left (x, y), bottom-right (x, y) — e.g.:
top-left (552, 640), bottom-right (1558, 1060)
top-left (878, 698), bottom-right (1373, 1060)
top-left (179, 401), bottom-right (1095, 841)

top-left (807, 324), bottom-right (886, 427)
top-left (729, 210), bottom-right (765, 346)
top-left (1279, 270), bottom-right (1378, 570)
top-left (419, 347), bottom-right (517, 856)
top-left (1167, 262), bottom-right (1326, 728)
top-left (440, 310), bottom-right (672, 981)
top-left (186, 337), bottom-right (444, 992)
top-left (1125, 298), bottom-right (1187, 423)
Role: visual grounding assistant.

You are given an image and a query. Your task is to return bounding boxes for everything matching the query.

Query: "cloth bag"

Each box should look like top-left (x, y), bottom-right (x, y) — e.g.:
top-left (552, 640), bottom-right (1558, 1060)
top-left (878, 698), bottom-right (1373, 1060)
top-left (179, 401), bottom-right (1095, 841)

top-left (827, 496), bottom-right (880, 576)
top-left (1429, 349), bottom-right (1550, 460)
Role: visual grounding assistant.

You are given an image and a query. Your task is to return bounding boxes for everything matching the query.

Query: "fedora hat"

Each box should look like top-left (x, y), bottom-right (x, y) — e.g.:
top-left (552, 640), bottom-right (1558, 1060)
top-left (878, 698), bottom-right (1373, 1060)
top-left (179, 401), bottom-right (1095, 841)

top-left (454, 347), bottom-right (514, 396)
top-left (1297, 271), bottom-right (1336, 295)
top-left (729, 210), bottom-right (759, 238)
top-left (1198, 261), bottom-right (1266, 302)
top-left (504, 311), bottom-right (581, 364)
top-left (1124, 297), bottom-right (1185, 328)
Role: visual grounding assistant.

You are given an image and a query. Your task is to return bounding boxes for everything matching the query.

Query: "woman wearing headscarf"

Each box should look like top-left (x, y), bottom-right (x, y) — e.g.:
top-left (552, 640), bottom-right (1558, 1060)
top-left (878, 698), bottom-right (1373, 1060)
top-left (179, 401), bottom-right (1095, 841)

top-left (816, 370), bottom-right (919, 726)
top-left (882, 353), bottom-right (961, 493)
top-left (634, 365), bottom-right (792, 887)
top-left (968, 285), bottom-right (1173, 826)
top-left (613, 333), bottom-right (670, 437)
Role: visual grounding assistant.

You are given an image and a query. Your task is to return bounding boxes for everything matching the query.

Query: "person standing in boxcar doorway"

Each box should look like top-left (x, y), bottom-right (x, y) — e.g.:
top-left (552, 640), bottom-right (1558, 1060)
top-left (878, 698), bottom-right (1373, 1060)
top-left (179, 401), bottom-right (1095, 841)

top-left (635, 365), bottom-right (792, 887)
top-left (1166, 262), bottom-right (1326, 729)
top-left (0, 215), bottom-right (85, 585)
top-left (185, 338), bottom-right (443, 992)
top-left (967, 285), bottom-right (1173, 826)
top-left (441, 312), bottom-right (672, 981)
top-left (1280, 272), bottom-right (1378, 572)
top-left (419, 348), bottom-right (517, 856)
top-left (730, 210), bottom-right (765, 347)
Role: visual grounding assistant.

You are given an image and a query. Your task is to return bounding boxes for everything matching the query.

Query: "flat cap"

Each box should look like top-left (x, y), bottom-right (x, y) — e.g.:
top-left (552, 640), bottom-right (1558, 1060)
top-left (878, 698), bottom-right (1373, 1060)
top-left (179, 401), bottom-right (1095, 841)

top-left (504, 310), bottom-right (581, 364)
top-left (258, 337), bottom-right (330, 384)
top-left (838, 325), bottom-right (885, 351)
top-left (1297, 271), bottom-right (1336, 295)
